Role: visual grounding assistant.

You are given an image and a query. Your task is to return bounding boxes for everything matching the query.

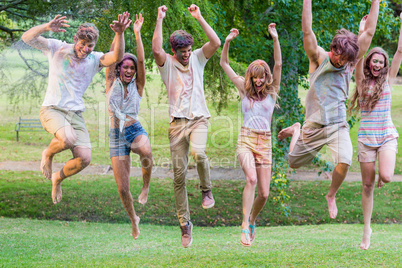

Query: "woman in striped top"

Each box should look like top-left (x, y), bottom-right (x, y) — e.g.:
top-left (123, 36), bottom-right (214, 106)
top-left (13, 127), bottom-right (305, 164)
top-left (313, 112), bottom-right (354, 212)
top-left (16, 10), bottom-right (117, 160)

top-left (349, 13), bottom-right (402, 250)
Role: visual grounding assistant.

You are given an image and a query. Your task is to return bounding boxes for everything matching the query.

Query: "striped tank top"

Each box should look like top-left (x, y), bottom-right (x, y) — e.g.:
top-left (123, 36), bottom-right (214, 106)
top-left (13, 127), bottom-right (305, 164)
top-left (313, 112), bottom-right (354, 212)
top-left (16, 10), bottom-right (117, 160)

top-left (358, 82), bottom-right (398, 146)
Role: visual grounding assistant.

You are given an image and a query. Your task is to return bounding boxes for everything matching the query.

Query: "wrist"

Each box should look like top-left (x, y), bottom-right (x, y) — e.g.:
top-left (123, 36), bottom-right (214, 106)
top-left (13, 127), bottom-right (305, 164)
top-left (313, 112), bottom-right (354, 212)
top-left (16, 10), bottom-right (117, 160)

top-left (196, 15), bottom-right (204, 22)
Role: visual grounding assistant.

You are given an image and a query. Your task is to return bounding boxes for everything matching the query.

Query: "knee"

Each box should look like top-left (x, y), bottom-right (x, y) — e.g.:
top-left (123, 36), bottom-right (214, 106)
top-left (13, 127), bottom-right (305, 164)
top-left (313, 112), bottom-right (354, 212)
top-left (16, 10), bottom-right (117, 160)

top-left (79, 154), bottom-right (91, 168)
top-left (173, 176), bottom-right (186, 189)
top-left (117, 185), bottom-right (131, 197)
top-left (259, 192), bottom-right (269, 201)
top-left (362, 182), bottom-right (374, 196)
top-left (246, 176), bottom-right (258, 187)
top-left (191, 149), bottom-right (207, 163)
top-left (379, 173), bottom-right (392, 184)
top-left (288, 158), bottom-right (301, 169)
top-left (336, 163), bottom-right (350, 174)
top-left (140, 151), bottom-right (153, 166)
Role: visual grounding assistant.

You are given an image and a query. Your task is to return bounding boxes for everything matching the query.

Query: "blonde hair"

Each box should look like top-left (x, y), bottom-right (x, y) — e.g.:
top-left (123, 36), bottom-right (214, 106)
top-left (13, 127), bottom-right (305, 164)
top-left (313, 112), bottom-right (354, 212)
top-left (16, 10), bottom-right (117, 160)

top-left (349, 47), bottom-right (389, 115)
top-left (244, 60), bottom-right (278, 105)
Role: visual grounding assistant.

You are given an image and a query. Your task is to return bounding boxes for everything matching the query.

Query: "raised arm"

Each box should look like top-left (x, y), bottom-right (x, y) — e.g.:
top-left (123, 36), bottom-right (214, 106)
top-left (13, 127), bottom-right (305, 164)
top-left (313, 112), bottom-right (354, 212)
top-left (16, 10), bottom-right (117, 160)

top-left (389, 13), bottom-right (402, 86)
top-left (22, 15), bottom-right (69, 51)
top-left (354, 16), bottom-right (368, 94)
top-left (188, 4), bottom-right (221, 59)
top-left (302, 0), bottom-right (321, 70)
top-left (357, 0), bottom-right (380, 61)
top-left (100, 12), bottom-right (131, 68)
top-left (152, 6), bottom-right (168, 67)
top-left (133, 13), bottom-right (146, 96)
top-left (105, 35), bottom-right (118, 93)
top-left (268, 23), bottom-right (282, 93)
top-left (220, 28), bottom-right (245, 98)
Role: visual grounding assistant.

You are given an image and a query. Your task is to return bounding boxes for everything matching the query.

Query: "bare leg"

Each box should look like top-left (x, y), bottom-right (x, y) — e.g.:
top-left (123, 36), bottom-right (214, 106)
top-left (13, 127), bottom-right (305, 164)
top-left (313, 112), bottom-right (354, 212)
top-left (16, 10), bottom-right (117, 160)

top-left (131, 135), bottom-right (153, 205)
top-left (111, 155), bottom-right (140, 240)
top-left (360, 162), bottom-right (376, 250)
top-left (278, 122), bottom-right (301, 153)
top-left (377, 150), bottom-right (396, 189)
top-left (249, 164), bottom-right (271, 242)
top-left (238, 152), bottom-right (257, 246)
top-left (51, 146), bottom-right (91, 204)
top-left (42, 126), bottom-right (77, 180)
top-left (325, 162), bottom-right (349, 219)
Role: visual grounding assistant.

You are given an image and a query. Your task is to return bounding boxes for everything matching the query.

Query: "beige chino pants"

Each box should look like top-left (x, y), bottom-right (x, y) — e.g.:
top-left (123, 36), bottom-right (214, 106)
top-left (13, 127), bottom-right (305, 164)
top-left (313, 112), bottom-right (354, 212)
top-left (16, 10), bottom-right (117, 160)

top-left (168, 117), bottom-right (212, 225)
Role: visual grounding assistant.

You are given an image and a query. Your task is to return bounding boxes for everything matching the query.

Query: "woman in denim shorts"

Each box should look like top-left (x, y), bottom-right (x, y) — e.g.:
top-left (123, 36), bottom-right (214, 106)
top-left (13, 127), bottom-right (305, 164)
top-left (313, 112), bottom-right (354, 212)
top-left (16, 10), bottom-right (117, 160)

top-left (105, 13), bottom-right (152, 240)
top-left (220, 24), bottom-right (282, 246)
top-left (349, 14), bottom-right (401, 250)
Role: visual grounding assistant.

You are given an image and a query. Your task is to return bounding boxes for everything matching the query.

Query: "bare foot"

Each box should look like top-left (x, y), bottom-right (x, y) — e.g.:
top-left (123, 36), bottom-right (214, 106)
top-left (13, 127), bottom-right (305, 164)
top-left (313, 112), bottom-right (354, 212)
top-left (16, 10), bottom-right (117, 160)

top-left (41, 149), bottom-right (53, 180)
top-left (138, 187), bottom-right (149, 205)
top-left (325, 195), bottom-right (338, 219)
top-left (377, 178), bottom-right (385, 189)
top-left (360, 228), bottom-right (372, 250)
top-left (132, 215), bottom-right (140, 240)
top-left (278, 122), bottom-right (301, 141)
top-left (51, 173), bottom-right (62, 204)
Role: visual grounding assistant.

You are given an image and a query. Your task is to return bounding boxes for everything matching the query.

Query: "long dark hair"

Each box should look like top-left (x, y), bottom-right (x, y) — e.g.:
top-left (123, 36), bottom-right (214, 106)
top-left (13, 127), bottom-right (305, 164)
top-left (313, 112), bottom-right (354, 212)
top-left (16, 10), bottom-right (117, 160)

top-left (349, 47), bottom-right (389, 115)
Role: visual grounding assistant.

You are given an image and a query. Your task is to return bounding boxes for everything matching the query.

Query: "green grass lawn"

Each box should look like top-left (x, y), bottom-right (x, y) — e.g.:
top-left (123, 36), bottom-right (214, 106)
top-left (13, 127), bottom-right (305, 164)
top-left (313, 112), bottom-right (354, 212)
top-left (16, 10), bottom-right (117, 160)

top-left (1, 171), bottom-right (400, 227)
top-left (1, 217), bottom-right (401, 267)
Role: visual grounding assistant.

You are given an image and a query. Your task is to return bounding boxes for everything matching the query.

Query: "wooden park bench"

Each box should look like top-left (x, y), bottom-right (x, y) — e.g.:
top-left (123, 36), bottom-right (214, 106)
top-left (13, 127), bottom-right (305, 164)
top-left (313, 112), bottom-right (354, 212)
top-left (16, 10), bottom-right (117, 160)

top-left (14, 117), bottom-right (44, 141)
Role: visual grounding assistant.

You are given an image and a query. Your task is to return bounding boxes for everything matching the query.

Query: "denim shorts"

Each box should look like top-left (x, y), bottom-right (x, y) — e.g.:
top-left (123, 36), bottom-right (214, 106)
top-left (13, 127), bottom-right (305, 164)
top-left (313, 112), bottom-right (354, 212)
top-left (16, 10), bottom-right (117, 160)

top-left (109, 121), bottom-right (148, 158)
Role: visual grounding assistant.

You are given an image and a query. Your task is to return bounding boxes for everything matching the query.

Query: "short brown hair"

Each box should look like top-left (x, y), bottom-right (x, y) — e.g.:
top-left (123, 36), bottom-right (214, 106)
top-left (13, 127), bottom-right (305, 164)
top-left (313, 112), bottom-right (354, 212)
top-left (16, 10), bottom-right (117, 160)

top-left (169, 30), bottom-right (194, 51)
top-left (330, 29), bottom-right (359, 65)
top-left (75, 23), bottom-right (99, 43)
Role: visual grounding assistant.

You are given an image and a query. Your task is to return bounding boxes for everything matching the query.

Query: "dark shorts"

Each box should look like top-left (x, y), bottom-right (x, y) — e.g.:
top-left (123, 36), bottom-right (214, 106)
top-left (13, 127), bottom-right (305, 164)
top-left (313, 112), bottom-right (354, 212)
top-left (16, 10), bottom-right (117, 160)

top-left (109, 121), bottom-right (148, 158)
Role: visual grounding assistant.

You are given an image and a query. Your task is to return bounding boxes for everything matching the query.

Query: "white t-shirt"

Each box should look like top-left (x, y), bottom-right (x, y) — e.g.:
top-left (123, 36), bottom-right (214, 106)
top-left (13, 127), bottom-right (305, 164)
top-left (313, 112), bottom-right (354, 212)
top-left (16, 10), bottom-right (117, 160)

top-left (241, 95), bottom-right (275, 131)
top-left (158, 48), bottom-right (210, 122)
top-left (42, 39), bottom-right (104, 111)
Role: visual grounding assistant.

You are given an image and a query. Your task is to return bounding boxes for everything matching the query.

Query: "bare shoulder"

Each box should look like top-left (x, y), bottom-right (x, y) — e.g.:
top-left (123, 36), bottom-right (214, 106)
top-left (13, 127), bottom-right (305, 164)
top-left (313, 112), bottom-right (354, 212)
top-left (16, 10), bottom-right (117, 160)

top-left (309, 46), bottom-right (327, 72)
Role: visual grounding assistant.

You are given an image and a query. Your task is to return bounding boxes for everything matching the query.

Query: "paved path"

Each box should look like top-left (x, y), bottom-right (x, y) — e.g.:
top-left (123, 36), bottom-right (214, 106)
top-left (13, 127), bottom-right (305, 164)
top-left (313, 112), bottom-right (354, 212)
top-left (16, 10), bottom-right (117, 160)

top-left (1, 161), bottom-right (402, 182)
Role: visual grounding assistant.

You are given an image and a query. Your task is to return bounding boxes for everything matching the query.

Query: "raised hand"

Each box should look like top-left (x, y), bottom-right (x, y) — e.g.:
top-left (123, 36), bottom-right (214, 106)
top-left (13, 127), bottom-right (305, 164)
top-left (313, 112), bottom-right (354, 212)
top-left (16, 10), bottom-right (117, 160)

top-left (225, 28), bottom-right (239, 42)
top-left (110, 12), bottom-right (132, 34)
top-left (158, 5), bottom-right (168, 20)
top-left (268, 23), bottom-right (278, 39)
top-left (133, 13), bottom-right (144, 34)
top-left (359, 15), bottom-right (368, 33)
top-left (47, 15), bottom-right (70, 33)
top-left (188, 4), bottom-right (201, 19)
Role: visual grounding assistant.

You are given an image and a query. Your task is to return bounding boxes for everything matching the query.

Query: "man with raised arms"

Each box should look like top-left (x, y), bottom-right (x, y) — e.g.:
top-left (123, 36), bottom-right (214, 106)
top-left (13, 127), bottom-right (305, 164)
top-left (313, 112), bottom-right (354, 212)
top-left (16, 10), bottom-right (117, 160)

top-left (22, 13), bottom-right (131, 204)
top-left (152, 4), bottom-right (221, 248)
top-left (278, 0), bottom-right (380, 219)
